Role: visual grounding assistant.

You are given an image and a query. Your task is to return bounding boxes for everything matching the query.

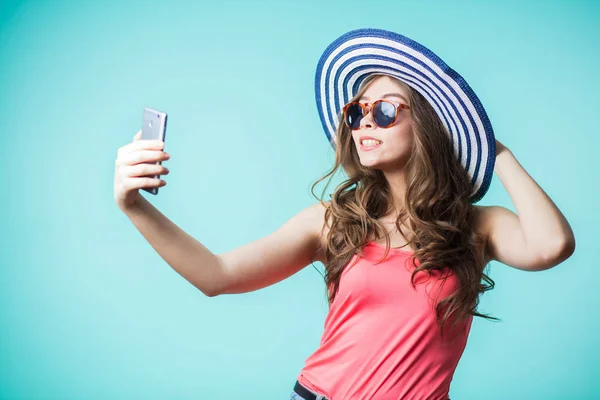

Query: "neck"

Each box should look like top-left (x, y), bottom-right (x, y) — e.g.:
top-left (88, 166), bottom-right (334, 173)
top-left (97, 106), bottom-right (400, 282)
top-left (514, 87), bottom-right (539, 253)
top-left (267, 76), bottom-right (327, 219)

top-left (382, 168), bottom-right (408, 215)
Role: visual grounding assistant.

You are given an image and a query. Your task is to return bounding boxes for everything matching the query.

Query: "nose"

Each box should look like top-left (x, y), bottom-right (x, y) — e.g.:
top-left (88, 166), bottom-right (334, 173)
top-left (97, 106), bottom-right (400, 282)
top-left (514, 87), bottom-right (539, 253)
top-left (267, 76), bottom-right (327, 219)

top-left (359, 105), bottom-right (375, 129)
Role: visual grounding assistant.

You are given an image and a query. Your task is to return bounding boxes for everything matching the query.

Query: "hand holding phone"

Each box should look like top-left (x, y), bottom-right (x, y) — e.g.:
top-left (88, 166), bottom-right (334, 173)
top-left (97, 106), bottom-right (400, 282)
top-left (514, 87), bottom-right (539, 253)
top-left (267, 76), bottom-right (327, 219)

top-left (113, 106), bottom-right (169, 210)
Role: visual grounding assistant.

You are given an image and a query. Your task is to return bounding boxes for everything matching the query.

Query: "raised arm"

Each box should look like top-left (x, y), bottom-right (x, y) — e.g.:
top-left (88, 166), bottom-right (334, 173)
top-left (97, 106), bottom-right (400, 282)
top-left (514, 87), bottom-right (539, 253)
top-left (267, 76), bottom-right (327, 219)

top-left (476, 140), bottom-right (575, 271)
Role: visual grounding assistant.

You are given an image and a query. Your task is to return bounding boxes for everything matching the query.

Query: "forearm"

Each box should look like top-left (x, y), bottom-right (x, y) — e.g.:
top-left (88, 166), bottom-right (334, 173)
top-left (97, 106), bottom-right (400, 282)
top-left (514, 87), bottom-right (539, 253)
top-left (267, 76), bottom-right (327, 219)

top-left (493, 146), bottom-right (575, 256)
top-left (121, 194), bottom-right (225, 296)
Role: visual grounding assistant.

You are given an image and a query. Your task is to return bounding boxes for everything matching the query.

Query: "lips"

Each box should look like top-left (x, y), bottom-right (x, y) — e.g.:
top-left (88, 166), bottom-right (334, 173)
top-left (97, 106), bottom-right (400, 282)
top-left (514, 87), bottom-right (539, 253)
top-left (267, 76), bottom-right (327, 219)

top-left (359, 135), bottom-right (382, 144)
top-left (359, 135), bottom-right (383, 152)
top-left (360, 142), bottom-right (382, 152)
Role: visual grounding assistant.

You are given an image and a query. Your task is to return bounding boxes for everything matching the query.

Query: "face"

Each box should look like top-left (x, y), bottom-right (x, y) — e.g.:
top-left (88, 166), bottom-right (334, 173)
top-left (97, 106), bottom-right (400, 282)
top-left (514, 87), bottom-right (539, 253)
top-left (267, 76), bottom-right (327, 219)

top-left (349, 76), bottom-right (414, 171)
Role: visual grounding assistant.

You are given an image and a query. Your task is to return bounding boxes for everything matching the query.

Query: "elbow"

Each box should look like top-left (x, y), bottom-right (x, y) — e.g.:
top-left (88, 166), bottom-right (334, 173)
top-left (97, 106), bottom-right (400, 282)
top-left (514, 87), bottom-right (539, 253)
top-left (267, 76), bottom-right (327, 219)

top-left (552, 235), bottom-right (576, 261)
top-left (200, 281), bottom-right (225, 297)
top-left (200, 286), bottom-right (222, 297)
top-left (201, 255), bottom-right (229, 297)
top-left (539, 236), bottom-right (576, 269)
top-left (563, 236), bottom-right (576, 258)
top-left (190, 280), bottom-right (224, 298)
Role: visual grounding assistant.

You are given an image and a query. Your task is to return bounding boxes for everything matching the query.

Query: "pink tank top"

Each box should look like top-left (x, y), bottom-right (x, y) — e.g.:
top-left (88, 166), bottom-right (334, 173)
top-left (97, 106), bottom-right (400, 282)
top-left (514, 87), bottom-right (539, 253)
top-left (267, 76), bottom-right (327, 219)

top-left (297, 241), bottom-right (473, 400)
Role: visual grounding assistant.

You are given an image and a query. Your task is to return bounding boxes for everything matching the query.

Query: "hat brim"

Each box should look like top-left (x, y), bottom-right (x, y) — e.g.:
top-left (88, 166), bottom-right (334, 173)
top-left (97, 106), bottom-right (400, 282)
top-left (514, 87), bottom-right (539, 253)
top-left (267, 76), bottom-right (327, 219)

top-left (315, 28), bottom-right (495, 203)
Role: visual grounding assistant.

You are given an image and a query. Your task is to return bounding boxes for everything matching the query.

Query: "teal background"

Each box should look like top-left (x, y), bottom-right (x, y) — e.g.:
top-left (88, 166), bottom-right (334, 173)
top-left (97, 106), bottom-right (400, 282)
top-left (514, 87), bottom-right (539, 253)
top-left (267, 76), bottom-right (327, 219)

top-left (1, 0), bottom-right (598, 398)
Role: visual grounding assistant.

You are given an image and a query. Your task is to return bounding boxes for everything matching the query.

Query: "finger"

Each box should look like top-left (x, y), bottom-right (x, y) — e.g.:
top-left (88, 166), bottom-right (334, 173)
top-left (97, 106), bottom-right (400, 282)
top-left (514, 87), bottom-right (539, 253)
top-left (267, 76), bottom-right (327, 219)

top-left (117, 149), bottom-right (170, 166)
top-left (123, 176), bottom-right (166, 191)
top-left (122, 163), bottom-right (169, 178)
top-left (133, 130), bottom-right (142, 141)
top-left (120, 139), bottom-right (165, 155)
top-left (134, 139), bottom-right (164, 149)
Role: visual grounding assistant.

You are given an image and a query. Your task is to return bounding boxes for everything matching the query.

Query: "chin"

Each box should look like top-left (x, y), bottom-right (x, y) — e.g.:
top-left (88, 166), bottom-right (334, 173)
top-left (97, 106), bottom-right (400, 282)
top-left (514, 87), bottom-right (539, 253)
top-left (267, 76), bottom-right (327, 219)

top-left (359, 159), bottom-right (384, 169)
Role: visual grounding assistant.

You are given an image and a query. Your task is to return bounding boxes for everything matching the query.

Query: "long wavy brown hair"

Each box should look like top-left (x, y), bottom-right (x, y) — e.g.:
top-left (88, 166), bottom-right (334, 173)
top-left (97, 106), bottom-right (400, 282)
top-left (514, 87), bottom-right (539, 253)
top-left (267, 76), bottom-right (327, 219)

top-left (310, 74), bottom-right (499, 340)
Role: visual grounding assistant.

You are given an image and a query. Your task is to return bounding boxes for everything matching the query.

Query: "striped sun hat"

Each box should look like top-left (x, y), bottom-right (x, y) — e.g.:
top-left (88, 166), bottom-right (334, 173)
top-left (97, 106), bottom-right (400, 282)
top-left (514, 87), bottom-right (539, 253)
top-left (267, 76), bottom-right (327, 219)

top-left (314, 28), bottom-right (496, 203)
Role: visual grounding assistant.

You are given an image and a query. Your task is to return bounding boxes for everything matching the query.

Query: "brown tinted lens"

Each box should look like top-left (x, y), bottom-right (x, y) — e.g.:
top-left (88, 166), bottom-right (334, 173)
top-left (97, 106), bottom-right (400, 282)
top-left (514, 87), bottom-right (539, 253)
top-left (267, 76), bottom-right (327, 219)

top-left (345, 103), bottom-right (364, 129)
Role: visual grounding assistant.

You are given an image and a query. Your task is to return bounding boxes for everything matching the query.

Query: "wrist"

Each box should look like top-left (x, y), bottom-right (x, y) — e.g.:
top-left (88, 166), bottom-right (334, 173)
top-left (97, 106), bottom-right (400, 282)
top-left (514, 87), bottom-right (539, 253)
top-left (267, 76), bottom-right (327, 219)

top-left (120, 193), bottom-right (147, 216)
top-left (493, 146), bottom-right (512, 173)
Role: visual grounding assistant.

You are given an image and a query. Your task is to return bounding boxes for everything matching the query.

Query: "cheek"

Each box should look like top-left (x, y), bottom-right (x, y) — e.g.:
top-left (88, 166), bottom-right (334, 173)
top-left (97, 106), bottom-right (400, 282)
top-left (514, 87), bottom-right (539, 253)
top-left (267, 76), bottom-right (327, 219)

top-left (387, 126), bottom-right (413, 147)
top-left (379, 130), bottom-right (413, 159)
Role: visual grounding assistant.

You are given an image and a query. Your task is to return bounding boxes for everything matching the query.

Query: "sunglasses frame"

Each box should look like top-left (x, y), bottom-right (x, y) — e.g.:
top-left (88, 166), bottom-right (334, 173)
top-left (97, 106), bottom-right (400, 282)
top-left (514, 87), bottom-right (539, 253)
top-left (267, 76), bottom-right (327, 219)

top-left (342, 100), bottom-right (410, 129)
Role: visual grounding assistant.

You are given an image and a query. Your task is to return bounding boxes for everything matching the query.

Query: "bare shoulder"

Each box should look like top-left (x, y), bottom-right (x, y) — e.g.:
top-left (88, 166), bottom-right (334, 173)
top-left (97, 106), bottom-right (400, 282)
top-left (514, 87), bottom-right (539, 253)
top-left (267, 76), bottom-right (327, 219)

top-left (471, 204), bottom-right (499, 265)
top-left (306, 200), bottom-right (331, 264)
top-left (310, 203), bottom-right (488, 265)
top-left (307, 203), bottom-right (493, 266)
top-left (471, 205), bottom-right (490, 235)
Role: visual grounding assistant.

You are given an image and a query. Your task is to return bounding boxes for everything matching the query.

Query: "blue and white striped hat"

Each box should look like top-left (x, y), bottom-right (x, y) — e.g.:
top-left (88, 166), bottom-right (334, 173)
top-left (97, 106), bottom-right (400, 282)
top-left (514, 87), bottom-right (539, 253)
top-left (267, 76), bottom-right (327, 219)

top-left (315, 28), bottom-right (496, 203)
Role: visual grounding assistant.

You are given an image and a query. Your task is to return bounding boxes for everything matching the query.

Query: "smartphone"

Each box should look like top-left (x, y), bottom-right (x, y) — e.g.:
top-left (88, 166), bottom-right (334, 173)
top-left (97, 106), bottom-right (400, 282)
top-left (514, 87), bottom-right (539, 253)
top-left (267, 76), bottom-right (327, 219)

top-left (140, 106), bottom-right (168, 195)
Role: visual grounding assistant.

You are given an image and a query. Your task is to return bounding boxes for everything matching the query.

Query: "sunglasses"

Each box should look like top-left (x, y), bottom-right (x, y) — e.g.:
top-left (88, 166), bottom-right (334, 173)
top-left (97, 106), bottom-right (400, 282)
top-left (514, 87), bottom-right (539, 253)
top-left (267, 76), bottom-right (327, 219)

top-left (342, 100), bottom-right (410, 130)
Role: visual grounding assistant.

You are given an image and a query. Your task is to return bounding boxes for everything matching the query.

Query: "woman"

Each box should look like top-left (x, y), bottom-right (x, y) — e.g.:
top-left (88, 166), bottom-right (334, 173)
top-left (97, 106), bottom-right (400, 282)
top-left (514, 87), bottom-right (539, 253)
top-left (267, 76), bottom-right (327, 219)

top-left (113, 29), bottom-right (575, 400)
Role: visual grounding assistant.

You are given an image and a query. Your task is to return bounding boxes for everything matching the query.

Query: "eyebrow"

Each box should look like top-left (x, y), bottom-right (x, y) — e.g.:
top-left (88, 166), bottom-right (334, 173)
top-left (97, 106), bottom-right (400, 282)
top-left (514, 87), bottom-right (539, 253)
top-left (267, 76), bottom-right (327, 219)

top-left (359, 93), bottom-right (408, 103)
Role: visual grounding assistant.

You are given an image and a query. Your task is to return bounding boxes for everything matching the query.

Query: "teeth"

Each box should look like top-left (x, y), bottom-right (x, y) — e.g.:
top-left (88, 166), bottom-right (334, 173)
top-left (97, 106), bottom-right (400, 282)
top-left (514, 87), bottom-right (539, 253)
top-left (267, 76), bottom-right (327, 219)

top-left (362, 139), bottom-right (382, 146)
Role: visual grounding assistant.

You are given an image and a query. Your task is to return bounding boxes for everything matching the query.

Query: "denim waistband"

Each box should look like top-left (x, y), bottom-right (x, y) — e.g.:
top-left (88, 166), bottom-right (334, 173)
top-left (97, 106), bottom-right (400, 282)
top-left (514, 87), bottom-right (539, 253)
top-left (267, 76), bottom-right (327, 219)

top-left (290, 380), bottom-right (330, 400)
top-left (290, 380), bottom-right (451, 400)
